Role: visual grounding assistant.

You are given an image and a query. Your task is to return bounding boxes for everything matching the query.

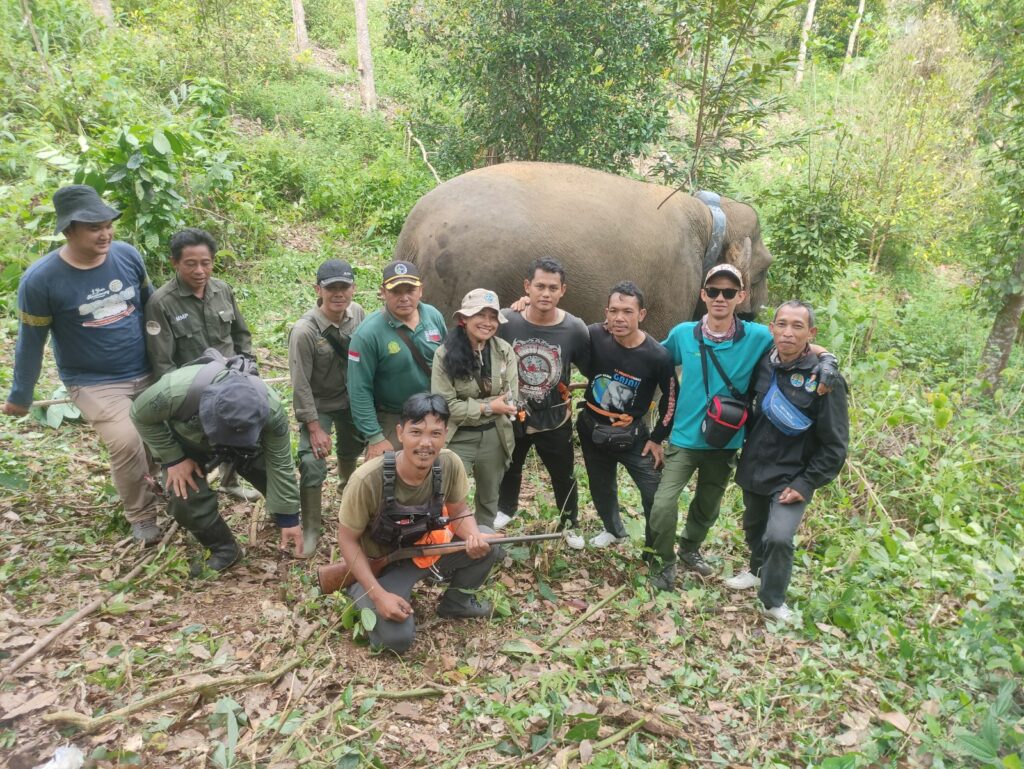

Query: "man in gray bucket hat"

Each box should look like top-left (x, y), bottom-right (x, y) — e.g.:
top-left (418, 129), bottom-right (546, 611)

top-left (130, 358), bottom-right (304, 576)
top-left (4, 185), bottom-right (166, 546)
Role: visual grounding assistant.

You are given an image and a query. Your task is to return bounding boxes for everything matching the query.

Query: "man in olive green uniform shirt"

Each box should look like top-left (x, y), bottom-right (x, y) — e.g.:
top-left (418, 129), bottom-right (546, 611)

top-left (288, 259), bottom-right (367, 558)
top-left (144, 228), bottom-right (256, 501)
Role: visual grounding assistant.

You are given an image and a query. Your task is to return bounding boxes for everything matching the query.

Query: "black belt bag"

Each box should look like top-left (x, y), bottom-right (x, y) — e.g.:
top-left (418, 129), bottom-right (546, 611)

top-left (699, 340), bottom-right (749, 449)
top-left (582, 408), bottom-right (647, 452)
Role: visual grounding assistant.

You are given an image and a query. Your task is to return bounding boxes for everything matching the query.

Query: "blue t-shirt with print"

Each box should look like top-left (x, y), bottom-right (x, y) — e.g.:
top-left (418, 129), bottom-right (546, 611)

top-left (662, 319), bottom-right (772, 450)
top-left (9, 241), bottom-right (152, 405)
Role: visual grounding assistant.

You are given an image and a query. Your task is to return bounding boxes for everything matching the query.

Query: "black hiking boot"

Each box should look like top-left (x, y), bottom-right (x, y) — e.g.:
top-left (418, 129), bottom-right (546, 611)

top-left (190, 517), bottom-right (243, 577)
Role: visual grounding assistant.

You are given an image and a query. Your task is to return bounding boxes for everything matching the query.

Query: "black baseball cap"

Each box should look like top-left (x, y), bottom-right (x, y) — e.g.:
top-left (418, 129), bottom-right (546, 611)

top-left (382, 260), bottom-right (422, 289)
top-left (317, 259), bottom-right (355, 287)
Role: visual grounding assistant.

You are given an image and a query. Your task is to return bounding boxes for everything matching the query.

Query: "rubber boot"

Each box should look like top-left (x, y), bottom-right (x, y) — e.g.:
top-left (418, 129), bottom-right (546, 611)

top-left (298, 486), bottom-right (322, 559)
top-left (337, 459), bottom-right (359, 497)
top-left (218, 464), bottom-right (262, 502)
top-left (190, 517), bottom-right (243, 577)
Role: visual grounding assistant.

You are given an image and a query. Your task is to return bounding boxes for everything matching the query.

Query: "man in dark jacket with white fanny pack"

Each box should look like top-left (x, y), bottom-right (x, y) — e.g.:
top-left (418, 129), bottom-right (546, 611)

top-left (728, 301), bottom-right (849, 623)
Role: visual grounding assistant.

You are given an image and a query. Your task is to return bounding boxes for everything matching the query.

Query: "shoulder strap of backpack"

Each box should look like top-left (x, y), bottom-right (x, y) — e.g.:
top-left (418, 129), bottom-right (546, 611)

top-left (174, 359), bottom-right (227, 421)
top-left (381, 451), bottom-right (397, 506)
top-left (430, 457), bottom-right (444, 516)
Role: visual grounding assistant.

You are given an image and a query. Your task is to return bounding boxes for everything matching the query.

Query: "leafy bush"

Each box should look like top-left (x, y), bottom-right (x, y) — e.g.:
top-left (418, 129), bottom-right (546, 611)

top-left (400, 0), bottom-right (672, 173)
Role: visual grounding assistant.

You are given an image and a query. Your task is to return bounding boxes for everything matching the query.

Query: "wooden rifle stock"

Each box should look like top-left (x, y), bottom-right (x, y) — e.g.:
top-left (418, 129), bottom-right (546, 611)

top-left (316, 533), bottom-right (563, 595)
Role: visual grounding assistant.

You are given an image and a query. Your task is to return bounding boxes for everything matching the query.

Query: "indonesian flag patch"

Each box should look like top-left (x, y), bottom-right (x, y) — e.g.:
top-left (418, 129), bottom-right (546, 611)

top-left (348, 350), bottom-right (361, 362)
top-left (426, 329), bottom-right (441, 343)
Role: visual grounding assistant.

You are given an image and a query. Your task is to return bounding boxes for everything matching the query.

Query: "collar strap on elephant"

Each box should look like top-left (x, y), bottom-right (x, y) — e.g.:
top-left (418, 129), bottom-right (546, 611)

top-left (695, 190), bottom-right (728, 277)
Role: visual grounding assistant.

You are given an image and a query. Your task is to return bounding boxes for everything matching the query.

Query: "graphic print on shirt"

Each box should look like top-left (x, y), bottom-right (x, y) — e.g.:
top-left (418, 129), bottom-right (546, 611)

top-left (592, 369), bottom-right (641, 412)
top-left (79, 281), bottom-right (138, 328)
top-left (513, 337), bottom-right (564, 402)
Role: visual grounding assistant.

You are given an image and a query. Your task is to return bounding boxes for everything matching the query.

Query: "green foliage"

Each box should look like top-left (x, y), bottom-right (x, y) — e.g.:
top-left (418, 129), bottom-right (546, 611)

top-left (760, 168), bottom-right (862, 301)
top-left (657, 0), bottom-right (803, 191)
top-left (397, 0), bottom-right (672, 173)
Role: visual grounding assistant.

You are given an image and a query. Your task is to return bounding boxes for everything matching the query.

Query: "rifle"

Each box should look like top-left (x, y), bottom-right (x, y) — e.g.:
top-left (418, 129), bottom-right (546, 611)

top-left (317, 533), bottom-right (564, 595)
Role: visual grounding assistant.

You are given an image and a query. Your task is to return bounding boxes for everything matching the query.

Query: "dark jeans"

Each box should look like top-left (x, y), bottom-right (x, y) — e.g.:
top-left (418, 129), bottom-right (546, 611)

top-left (742, 490), bottom-right (809, 609)
top-left (577, 419), bottom-right (661, 541)
top-left (165, 456), bottom-right (267, 533)
top-left (497, 419), bottom-right (579, 527)
top-left (347, 534), bottom-right (500, 654)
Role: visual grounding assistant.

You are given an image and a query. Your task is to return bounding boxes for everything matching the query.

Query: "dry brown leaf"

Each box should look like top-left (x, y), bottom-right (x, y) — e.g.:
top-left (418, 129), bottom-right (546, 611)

top-left (841, 711), bottom-right (872, 730)
top-left (815, 622), bottom-right (847, 639)
top-left (415, 732), bottom-right (441, 752)
top-left (393, 701), bottom-right (420, 718)
top-left (1, 689), bottom-right (59, 719)
top-left (565, 700), bottom-right (598, 716)
top-left (165, 728), bottom-right (208, 752)
top-left (0, 635), bottom-right (34, 649)
top-left (720, 631), bottom-right (734, 648)
top-left (188, 643), bottom-right (212, 660)
top-left (835, 728), bottom-right (868, 747)
top-left (878, 711), bottom-right (911, 733)
top-left (579, 739), bottom-right (594, 763)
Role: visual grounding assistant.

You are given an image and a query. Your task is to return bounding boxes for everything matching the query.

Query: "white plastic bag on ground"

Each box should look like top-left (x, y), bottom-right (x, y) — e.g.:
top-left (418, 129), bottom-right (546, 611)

top-left (33, 746), bottom-right (85, 769)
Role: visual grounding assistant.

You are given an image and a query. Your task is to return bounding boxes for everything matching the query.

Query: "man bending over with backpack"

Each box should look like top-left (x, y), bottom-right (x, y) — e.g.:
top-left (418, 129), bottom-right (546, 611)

top-left (130, 353), bottom-right (304, 576)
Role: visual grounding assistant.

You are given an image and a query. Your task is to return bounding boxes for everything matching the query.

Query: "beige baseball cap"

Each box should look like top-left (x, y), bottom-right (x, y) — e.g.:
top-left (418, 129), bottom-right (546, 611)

top-left (704, 263), bottom-right (744, 289)
top-left (453, 288), bottom-right (507, 323)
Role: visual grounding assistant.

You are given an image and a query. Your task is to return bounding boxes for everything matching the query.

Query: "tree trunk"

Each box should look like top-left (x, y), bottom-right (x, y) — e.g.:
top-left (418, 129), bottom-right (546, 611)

top-left (980, 251), bottom-right (1024, 390)
top-left (841, 0), bottom-right (867, 76)
top-left (90, 0), bottom-right (114, 25)
top-left (291, 0), bottom-right (309, 51)
top-left (353, 0), bottom-right (377, 112)
top-left (795, 0), bottom-right (818, 86)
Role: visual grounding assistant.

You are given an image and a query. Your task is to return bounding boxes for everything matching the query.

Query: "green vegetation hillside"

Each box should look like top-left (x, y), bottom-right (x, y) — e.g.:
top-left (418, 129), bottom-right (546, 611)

top-left (0, 1), bottom-right (1021, 767)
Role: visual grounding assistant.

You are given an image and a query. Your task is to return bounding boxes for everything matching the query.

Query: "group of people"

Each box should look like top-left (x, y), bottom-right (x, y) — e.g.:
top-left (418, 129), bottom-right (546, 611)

top-left (5, 184), bottom-right (849, 655)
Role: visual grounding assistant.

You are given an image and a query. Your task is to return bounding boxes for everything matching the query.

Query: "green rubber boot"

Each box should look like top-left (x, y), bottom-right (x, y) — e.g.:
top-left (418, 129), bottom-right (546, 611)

top-left (190, 517), bottom-right (242, 577)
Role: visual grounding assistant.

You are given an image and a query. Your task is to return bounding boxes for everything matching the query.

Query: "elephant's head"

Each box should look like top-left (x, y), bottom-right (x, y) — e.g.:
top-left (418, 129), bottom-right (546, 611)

top-left (721, 233), bottom-right (773, 321)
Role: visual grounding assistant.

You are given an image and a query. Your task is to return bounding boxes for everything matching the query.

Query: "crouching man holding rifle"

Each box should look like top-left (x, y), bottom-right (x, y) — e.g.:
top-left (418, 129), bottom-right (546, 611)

top-left (334, 393), bottom-right (503, 654)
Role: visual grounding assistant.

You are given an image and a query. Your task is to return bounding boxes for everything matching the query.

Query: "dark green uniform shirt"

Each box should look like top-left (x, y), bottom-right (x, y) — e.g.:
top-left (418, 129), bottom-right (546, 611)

top-left (144, 275), bottom-right (252, 377)
top-left (346, 303), bottom-right (447, 443)
top-left (288, 303), bottom-right (365, 424)
top-left (130, 366), bottom-right (299, 520)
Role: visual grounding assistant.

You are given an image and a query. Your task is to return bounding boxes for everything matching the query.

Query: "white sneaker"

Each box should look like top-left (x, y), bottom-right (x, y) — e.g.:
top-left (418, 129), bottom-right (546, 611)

top-left (589, 531), bottom-right (623, 548)
top-left (723, 571), bottom-right (761, 590)
top-left (563, 529), bottom-right (585, 550)
top-left (493, 511), bottom-right (513, 531)
top-left (763, 604), bottom-right (796, 624)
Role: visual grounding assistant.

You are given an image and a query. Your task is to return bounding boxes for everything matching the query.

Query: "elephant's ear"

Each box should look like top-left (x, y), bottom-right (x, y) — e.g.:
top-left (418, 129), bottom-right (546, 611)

top-left (729, 236), bottom-right (752, 281)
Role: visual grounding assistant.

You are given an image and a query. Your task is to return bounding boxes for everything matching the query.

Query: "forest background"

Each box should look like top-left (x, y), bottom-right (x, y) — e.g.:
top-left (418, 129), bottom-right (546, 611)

top-left (0, 0), bottom-right (1021, 767)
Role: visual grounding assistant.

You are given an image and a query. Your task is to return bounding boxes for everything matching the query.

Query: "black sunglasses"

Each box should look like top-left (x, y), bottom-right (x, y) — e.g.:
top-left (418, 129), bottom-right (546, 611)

top-left (704, 287), bottom-right (739, 299)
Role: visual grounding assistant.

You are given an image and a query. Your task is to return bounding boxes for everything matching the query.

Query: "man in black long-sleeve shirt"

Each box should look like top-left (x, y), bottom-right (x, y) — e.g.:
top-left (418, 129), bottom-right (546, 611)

top-left (728, 301), bottom-right (849, 623)
top-left (576, 282), bottom-right (678, 549)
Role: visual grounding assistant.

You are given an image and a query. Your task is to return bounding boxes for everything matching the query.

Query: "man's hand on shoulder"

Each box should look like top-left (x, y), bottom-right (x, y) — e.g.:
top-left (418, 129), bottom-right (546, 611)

top-left (366, 439), bottom-right (393, 460)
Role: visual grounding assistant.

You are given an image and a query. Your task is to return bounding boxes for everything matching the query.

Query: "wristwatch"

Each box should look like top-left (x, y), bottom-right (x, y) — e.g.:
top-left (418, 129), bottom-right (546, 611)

top-left (483, 401), bottom-right (493, 417)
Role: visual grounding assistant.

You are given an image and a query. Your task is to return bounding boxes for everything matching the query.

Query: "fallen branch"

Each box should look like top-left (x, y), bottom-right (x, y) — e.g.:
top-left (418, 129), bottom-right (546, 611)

top-left (43, 658), bottom-right (301, 733)
top-left (272, 685), bottom-right (445, 760)
top-left (545, 718), bottom-right (645, 769)
top-left (595, 696), bottom-right (686, 739)
top-left (544, 584), bottom-right (627, 650)
top-left (1, 523), bottom-right (180, 684)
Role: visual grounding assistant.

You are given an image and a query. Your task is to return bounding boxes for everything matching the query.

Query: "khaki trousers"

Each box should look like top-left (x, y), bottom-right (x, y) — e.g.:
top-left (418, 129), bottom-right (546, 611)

top-left (69, 376), bottom-right (162, 524)
top-left (447, 425), bottom-right (510, 529)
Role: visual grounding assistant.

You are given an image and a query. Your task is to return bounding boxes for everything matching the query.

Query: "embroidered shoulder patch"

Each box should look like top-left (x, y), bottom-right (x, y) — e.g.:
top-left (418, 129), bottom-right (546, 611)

top-left (146, 321), bottom-right (162, 336)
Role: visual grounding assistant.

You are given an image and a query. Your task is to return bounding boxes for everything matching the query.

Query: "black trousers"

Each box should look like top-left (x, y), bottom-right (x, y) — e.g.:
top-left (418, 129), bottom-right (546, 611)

top-left (497, 418), bottom-right (579, 527)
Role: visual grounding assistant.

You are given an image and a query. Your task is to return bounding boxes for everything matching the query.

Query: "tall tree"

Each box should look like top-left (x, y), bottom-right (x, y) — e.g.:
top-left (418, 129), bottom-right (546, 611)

top-left (795, 0), bottom-right (818, 85)
top-left (353, 0), bottom-right (377, 112)
top-left (841, 0), bottom-right (866, 75)
top-left (967, 1), bottom-right (1024, 387)
top-left (291, 0), bottom-right (309, 51)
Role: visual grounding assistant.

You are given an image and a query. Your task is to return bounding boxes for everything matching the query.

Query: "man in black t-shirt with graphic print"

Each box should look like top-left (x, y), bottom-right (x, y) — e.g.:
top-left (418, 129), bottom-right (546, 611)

top-left (496, 258), bottom-right (591, 546)
top-left (576, 282), bottom-right (678, 550)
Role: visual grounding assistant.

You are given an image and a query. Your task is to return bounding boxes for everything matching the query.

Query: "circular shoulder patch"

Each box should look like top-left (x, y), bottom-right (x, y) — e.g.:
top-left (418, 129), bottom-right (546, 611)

top-left (146, 320), bottom-right (162, 336)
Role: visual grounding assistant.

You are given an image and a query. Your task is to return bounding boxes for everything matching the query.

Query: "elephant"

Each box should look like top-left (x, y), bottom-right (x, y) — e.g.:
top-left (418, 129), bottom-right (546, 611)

top-left (394, 161), bottom-right (773, 341)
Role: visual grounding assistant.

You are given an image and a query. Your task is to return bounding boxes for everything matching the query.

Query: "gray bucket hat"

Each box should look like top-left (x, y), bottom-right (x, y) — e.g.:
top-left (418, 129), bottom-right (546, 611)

top-left (198, 372), bottom-right (270, 448)
top-left (52, 184), bottom-right (121, 234)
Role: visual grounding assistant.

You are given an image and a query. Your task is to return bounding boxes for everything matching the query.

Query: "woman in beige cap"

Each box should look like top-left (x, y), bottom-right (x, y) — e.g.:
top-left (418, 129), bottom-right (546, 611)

top-left (430, 289), bottom-right (519, 528)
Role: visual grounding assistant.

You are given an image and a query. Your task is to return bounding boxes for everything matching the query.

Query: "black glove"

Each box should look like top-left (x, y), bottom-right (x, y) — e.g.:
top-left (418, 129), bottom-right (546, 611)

top-left (811, 353), bottom-right (840, 392)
